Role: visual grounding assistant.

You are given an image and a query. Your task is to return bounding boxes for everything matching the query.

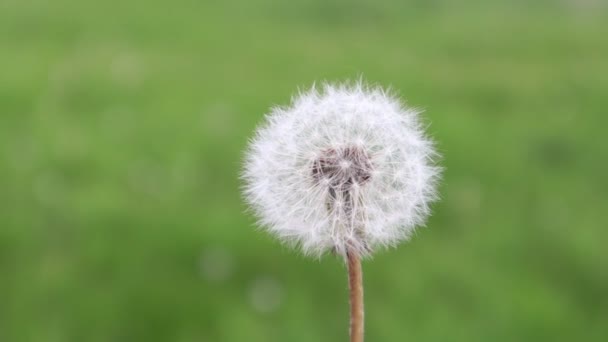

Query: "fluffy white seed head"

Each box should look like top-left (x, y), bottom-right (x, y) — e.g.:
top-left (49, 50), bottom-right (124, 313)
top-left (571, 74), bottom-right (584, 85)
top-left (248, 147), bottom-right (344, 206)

top-left (242, 82), bottom-right (441, 258)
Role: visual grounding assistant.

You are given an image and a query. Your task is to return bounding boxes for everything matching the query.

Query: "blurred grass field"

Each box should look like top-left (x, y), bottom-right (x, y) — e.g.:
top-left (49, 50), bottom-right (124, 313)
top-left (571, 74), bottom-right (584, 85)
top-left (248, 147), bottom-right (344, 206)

top-left (1, 0), bottom-right (608, 341)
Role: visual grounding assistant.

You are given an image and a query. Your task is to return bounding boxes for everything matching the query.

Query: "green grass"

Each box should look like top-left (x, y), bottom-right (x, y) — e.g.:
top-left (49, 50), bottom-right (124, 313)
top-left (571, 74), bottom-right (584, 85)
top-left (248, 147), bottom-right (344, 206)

top-left (1, 0), bottom-right (607, 341)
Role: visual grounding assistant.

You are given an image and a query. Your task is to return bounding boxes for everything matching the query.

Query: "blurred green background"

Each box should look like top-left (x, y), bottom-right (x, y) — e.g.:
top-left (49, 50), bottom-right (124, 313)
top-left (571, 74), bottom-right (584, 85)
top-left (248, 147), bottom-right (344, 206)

top-left (1, 0), bottom-right (607, 341)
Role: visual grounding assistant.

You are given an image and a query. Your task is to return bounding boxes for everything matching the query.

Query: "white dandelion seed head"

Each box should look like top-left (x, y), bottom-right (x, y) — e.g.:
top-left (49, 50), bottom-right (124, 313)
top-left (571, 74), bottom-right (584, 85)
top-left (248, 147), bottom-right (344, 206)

top-left (242, 82), bottom-right (441, 258)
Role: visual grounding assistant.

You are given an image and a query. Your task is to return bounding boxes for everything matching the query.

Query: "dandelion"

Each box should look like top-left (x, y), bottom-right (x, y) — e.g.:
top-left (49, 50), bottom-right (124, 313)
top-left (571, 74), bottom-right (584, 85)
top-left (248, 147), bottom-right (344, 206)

top-left (242, 81), bottom-right (441, 342)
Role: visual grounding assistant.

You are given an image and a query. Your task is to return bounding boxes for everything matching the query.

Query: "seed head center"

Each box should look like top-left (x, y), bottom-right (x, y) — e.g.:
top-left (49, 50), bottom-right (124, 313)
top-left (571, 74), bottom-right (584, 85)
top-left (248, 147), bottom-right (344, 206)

top-left (312, 146), bottom-right (373, 189)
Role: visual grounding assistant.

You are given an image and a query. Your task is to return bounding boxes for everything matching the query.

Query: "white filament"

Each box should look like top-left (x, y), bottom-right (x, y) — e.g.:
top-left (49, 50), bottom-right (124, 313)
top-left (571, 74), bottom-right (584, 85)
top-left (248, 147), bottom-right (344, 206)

top-left (242, 82), bottom-right (441, 258)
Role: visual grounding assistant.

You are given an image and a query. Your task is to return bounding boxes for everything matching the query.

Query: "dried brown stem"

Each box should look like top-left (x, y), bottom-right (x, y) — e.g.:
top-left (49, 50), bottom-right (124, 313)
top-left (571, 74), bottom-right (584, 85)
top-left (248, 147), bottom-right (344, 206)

top-left (347, 249), bottom-right (364, 342)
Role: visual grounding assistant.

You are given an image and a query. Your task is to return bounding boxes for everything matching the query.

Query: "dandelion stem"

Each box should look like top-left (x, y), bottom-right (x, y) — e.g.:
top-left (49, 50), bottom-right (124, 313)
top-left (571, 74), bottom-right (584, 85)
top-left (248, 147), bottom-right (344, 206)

top-left (347, 248), bottom-right (364, 342)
